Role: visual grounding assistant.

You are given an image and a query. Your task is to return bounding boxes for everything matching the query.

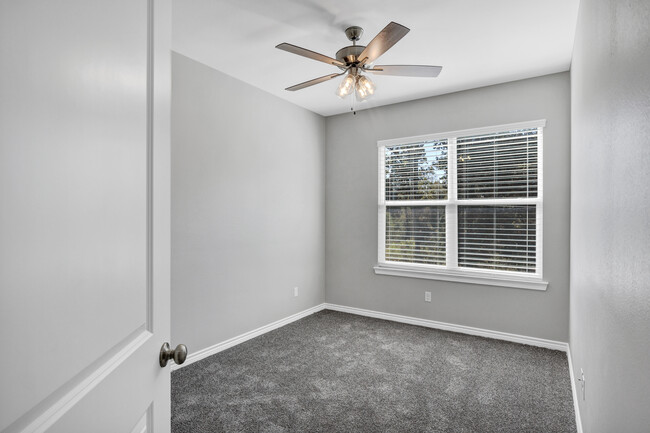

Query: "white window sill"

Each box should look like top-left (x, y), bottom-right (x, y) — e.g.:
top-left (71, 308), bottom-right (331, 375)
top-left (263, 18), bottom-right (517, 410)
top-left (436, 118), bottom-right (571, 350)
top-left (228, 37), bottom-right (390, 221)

top-left (373, 263), bottom-right (548, 291)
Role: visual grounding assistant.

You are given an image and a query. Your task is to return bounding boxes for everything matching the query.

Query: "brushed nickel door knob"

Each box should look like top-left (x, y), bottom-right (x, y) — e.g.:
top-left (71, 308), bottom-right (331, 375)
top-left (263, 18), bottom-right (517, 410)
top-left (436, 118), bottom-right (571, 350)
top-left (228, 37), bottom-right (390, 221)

top-left (159, 342), bottom-right (188, 367)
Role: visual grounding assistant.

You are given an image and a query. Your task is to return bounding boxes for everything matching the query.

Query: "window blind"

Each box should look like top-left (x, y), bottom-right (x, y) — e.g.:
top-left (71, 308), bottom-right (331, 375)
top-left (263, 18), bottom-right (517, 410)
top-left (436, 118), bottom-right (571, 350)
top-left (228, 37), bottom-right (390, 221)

top-left (457, 128), bottom-right (538, 200)
top-left (458, 205), bottom-right (537, 273)
top-left (386, 206), bottom-right (446, 265)
top-left (384, 140), bottom-right (448, 201)
top-left (378, 121), bottom-right (543, 280)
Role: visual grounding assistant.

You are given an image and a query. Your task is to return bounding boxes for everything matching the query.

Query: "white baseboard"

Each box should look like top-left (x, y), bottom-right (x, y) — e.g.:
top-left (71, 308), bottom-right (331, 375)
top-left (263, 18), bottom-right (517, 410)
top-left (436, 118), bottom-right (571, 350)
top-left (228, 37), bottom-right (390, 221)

top-left (567, 346), bottom-right (584, 433)
top-left (323, 303), bottom-right (569, 352)
top-left (175, 300), bottom-right (567, 364)
top-left (171, 303), bottom-right (326, 370)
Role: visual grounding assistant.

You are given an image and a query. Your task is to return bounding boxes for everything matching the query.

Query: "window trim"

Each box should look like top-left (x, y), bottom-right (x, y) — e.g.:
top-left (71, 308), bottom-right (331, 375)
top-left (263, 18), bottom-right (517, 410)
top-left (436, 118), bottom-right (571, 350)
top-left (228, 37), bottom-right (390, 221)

top-left (376, 120), bottom-right (548, 291)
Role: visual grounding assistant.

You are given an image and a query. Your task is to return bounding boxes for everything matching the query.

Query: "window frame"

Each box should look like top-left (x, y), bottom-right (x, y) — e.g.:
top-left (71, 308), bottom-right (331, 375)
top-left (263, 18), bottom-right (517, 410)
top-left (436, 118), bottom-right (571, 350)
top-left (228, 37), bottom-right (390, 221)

top-left (375, 120), bottom-right (548, 291)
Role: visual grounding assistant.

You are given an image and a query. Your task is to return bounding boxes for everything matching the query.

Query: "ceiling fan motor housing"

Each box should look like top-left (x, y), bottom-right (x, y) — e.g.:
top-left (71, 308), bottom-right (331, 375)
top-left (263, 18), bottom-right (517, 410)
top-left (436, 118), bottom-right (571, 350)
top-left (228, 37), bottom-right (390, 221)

top-left (337, 26), bottom-right (366, 66)
top-left (336, 45), bottom-right (366, 66)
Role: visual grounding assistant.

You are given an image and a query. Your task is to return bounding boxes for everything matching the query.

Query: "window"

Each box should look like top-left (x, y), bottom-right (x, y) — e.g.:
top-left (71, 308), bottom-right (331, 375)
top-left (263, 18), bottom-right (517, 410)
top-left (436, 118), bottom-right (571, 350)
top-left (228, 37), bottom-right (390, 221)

top-left (376, 120), bottom-right (547, 290)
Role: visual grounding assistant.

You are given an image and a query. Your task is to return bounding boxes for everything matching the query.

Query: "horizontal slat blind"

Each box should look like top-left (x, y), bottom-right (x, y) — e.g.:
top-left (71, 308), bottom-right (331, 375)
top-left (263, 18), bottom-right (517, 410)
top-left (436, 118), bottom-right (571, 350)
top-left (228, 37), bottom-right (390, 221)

top-left (379, 121), bottom-right (543, 278)
top-left (385, 140), bottom-right (448, 201)
top-left (458, 205), bottom-right (536, 273)
top-left (386, 206), bottom-right (446, 265)
top-left (457, 128), bottom-right (538, 199)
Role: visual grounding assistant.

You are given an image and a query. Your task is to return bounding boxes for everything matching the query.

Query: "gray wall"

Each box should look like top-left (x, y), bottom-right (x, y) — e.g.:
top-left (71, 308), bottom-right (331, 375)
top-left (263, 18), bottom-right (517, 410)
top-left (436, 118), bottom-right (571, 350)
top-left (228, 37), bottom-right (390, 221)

top-left (325, 73), bottom-right (571, 342)
top-left (570, 0), bottom-right (650, 431)
top-left (171, 53), bottom-right (326, 353)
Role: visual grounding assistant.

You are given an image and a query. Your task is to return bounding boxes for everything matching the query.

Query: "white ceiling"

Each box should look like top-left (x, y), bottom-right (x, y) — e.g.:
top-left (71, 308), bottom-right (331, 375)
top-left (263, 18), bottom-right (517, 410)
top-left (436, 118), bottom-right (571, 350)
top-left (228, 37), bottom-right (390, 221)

top-left (173, 0), bottom-right (580, 117)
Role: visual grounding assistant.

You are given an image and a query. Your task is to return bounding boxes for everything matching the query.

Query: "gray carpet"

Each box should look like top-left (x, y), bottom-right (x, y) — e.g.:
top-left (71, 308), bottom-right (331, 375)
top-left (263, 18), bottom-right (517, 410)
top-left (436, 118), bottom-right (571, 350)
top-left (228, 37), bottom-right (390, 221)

top-left (172, 310), bottom-right (576, 433)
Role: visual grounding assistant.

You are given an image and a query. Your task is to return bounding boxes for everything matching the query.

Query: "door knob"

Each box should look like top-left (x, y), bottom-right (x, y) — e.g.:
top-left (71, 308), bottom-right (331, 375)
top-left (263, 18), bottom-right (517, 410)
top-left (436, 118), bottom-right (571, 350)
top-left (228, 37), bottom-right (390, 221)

top-left (159, 342), bottom-right (188, 367)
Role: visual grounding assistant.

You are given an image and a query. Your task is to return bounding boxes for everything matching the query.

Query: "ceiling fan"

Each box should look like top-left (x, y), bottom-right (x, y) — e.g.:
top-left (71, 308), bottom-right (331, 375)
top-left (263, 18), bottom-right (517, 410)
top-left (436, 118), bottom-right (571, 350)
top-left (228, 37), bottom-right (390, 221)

top-left (276, 22), bottom-right (442, 101)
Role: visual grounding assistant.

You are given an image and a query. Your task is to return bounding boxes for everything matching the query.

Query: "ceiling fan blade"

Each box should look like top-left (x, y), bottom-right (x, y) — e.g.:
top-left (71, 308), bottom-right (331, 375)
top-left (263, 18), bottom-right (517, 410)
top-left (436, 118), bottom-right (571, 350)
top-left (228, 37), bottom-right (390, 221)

top-left (358, 22), bottom-right (410, 65)
top-left (276, 43), bottom-right (345, 67)
top-left (285, 72), bottom-right (344, 91)
top-left (366, 65), bottom-right (442, 77)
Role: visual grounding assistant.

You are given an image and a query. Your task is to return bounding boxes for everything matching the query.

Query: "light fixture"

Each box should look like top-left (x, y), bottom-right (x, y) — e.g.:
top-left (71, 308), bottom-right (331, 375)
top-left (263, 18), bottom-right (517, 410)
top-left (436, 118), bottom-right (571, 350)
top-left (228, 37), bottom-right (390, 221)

top-left (336, 73), bottom-right (356, 98)
top-left (355, 74), bottom-right (375, 100)
top-left (335, 69), bottom-right (375, 100)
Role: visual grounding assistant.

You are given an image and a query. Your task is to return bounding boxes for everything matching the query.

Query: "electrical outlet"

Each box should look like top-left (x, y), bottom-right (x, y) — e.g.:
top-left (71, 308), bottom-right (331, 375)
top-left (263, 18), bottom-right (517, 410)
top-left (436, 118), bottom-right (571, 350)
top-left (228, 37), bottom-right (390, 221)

top-left (293, 287), bottom-right (299, 297)
top-left (425, 291), bottom-right (431, 302)
top-left (578, 369), bottom-right (585, 400)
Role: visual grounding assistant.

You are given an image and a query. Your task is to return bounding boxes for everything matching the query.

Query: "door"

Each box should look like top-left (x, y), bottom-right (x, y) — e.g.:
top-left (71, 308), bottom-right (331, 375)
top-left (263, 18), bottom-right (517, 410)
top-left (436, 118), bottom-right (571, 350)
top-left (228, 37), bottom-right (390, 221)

top-left (0, 1), bottom-right (172, 432)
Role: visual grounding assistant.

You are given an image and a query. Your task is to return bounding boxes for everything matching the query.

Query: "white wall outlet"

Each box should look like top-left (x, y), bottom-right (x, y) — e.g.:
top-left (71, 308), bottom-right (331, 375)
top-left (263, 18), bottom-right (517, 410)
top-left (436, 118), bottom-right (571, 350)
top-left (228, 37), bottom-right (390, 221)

top-left (293, 287), bottom-right (299, 297)
top-left (579, 368), bottom-right (585, 400)
top-left (425, 291), bottom-right (431, 302)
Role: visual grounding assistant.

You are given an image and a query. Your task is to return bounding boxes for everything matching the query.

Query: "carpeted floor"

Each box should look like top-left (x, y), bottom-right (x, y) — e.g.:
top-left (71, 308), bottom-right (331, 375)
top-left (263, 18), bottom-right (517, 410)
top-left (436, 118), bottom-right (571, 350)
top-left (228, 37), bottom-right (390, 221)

top-left (172, 310), bottom-right (576, 433)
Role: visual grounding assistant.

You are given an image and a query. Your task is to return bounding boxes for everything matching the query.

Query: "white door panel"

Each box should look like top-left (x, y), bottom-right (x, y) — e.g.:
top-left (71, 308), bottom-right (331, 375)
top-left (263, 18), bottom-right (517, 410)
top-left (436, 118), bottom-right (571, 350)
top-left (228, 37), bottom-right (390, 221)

top-left (0, 0), bottom-right (171, 431)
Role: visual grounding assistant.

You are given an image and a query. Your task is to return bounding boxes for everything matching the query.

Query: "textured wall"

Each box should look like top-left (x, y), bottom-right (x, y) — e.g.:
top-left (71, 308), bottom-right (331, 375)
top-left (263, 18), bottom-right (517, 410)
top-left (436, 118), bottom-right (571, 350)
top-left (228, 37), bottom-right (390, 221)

top-left (171, 53), bottom-right (326, 353)
top-left (325, 73), bottom-right (571, 342)
top-left (570, 0), bottom-right (650, 431)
